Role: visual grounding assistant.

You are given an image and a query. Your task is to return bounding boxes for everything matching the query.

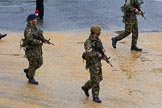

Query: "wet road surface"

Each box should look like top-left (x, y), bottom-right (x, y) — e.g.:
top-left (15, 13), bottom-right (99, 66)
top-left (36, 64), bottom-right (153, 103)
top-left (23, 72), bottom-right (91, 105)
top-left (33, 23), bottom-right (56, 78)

top-left (1, 0), bottom-right (162, 108)
top-left (0, 0), bottom-right (162, 32)
top-left (1, 32), bottom-right (162, 108)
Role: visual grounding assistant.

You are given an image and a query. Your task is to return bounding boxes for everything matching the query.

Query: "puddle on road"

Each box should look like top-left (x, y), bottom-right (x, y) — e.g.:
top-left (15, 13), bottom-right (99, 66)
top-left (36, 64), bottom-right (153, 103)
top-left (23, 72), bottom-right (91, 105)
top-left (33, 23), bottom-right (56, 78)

top-left (153, 68), bottom-right (162, 73)
top-left (0, 53), bottom-right (22, 57)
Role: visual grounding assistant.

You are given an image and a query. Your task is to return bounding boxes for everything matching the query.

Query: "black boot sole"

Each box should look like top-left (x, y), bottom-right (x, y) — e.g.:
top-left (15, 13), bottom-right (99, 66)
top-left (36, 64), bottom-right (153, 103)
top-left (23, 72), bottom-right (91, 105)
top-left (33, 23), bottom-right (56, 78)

top-left (93, 99), bottom-right (102, 103)
top-left (131, 48), bottom-right (142, 51)
top-left (28, 81), bottom-right (38, 85)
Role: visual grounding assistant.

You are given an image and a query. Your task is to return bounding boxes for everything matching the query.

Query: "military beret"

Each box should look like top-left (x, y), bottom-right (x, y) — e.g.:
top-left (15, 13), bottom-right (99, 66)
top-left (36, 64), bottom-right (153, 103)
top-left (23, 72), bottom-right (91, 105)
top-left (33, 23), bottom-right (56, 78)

top-left (26, 14), bottom-right (37, 21)
top-left (90, 25), bottom-right (101, 33)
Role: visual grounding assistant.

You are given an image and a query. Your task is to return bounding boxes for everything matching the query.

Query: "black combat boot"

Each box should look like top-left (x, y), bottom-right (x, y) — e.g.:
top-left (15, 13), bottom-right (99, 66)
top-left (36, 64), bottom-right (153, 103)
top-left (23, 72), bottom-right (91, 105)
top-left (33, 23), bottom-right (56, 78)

top-left (131, 46), bottom-right (142, 51)
top-left (93, 97), bottom-right (102, 103)
top-left (0, 33), bottom-right (7, 40)
top-left (24, 68), bottom-right (29, 79)
top-left (111, 37), bottom-right (117, 48)
top-left (28, 77), bottom-right (38, 85)
top-left (81, 86), bottom-right (89, 97)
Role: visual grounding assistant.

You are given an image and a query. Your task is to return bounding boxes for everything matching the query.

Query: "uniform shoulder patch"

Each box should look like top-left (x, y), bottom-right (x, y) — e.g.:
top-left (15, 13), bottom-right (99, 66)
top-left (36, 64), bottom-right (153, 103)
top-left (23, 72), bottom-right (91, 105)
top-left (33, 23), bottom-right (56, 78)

top-left (85, 43), bottom-right (91, 47)
top-left (26, 28), bottom-right (31, 33)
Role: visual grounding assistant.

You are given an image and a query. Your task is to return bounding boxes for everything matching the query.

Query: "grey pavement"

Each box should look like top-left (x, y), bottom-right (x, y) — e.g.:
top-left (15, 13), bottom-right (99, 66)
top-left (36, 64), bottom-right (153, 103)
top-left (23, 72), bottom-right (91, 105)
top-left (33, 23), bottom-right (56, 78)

top-left (0, 0), bottom-right (162, 32)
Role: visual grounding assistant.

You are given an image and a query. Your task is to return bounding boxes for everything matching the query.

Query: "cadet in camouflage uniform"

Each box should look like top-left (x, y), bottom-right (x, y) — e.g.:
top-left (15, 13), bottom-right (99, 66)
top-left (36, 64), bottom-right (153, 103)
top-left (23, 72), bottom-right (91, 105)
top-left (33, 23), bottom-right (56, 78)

top-left (112, 0), bottom-right (143, 51)
top-left (81, 25), bottom-right (104, 103)
top-left (21, 14), bottom-right (45, 85)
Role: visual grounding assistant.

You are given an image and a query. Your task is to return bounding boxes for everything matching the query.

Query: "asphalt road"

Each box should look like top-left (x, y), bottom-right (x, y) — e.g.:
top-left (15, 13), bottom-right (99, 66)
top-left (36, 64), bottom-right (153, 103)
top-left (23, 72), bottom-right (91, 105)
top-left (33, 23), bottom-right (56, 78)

top-left (0, 0), bottom-right (162, 32)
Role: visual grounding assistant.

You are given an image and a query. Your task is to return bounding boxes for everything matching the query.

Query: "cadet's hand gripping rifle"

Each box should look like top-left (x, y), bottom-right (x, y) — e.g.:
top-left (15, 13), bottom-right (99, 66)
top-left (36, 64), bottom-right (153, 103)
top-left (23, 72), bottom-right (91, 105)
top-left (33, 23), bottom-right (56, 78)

top-left (32, 34), bottom-right (54, 45)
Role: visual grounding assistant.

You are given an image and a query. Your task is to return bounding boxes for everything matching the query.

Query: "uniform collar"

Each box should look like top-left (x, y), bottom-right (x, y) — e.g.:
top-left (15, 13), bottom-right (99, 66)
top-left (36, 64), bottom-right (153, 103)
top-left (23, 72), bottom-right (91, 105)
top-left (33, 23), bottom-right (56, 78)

top-left (27, 23), bottom-right (37, 29)
top-left (89, 34), bottom-right (99, 41)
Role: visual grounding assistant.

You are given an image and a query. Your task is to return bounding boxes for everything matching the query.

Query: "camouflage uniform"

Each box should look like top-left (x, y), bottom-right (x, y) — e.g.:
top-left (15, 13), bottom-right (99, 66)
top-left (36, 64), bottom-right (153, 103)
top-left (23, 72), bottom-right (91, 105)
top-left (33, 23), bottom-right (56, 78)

top-left (116, 0), bottom-right (139, 47)
top-left (83, 34), bottom-right (103, 98)
top-left (22, 23), bottom-right (43, 77)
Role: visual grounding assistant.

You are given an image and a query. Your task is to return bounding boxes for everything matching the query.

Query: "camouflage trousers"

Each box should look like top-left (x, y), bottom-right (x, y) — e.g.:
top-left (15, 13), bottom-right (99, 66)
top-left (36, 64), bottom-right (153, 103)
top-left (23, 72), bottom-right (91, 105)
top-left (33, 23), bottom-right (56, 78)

top-left (83, 66), bottom-right (103, 97)
top-left (25, 49), bottom-right (43, 77)
top-left (116, 20), bottom-right (138, 47)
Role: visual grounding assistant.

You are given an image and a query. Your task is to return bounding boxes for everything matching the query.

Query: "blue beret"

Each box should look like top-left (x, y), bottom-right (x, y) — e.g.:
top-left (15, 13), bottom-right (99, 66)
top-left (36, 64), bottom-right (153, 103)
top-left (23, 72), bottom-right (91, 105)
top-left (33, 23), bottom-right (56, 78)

top-left (27, 14), bottom-right (37, 21)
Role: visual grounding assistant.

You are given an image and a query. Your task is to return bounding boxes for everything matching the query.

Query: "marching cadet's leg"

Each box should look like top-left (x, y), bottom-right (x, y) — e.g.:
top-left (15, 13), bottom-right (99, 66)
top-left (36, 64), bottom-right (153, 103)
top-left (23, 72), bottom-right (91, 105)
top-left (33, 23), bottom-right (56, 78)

top-left (82, 67), bottom-right (103, 103)
top-left (23, 68), bottom-right (29, 79)
top-left (91, 67), bottom-right (102, 103)
top-left (28, 55), bottom-right (43, 85)
top-left (130, 22), bottom-right (142, 51)
top-left (35, 55), bottom-right (43, 70)
top-left (82, 80), bottom-right (92, 97)
top-left (112, 23), bottom-right (131, 49)
top-left (24, 54), bottom-right (42, 80)
top-left (92, 84), bottom-right (101, 102)
top-left (27, 56), bottom-right (38, 85)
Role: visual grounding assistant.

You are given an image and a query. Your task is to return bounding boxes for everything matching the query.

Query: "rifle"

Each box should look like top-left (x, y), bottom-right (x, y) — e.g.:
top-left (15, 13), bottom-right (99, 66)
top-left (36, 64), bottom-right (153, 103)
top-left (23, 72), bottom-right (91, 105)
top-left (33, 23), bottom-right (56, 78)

top-left (91, 41), bottom-right (113, 67)
top-left (140, 10), bottom-right (146, 20)
top-left (102, 55), bottom-right (113, 67)
top-left (134, 1), bottom-right (146, 20)
top-left (32, 34), bottom-right (54, 45)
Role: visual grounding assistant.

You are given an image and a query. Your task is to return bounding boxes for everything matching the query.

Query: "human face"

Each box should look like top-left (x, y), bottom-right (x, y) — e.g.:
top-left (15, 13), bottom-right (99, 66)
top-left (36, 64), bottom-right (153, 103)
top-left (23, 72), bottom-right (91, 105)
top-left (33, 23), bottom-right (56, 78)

top-left (29, 19), bottom-right (37, 26)
top-left (93, 32), bottom-right (101, 38)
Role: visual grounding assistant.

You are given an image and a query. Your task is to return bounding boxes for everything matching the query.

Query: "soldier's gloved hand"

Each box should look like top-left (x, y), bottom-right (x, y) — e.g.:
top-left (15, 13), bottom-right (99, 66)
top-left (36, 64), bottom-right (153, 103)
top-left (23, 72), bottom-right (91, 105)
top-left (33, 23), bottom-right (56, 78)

top-left (97, 52), bottom-right (102, 58)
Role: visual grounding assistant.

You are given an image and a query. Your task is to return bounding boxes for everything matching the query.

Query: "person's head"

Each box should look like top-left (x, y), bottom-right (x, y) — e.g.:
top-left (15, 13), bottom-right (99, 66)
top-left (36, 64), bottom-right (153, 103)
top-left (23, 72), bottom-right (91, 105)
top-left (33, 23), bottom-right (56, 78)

top-left (26, 14), bottom-right (37, 26)
top-left (90, 25), bottom-right (101, 38)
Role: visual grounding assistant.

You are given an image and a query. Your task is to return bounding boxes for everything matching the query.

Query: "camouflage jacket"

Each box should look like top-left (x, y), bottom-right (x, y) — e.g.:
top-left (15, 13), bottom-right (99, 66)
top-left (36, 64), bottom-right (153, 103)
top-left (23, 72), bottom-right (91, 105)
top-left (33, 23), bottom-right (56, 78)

top-left (84, 35), bottom-right (104, 68)
top-left (22, 23), bottom-right (43, 50)
top-left (122, 0), bottom-right (139, 23)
